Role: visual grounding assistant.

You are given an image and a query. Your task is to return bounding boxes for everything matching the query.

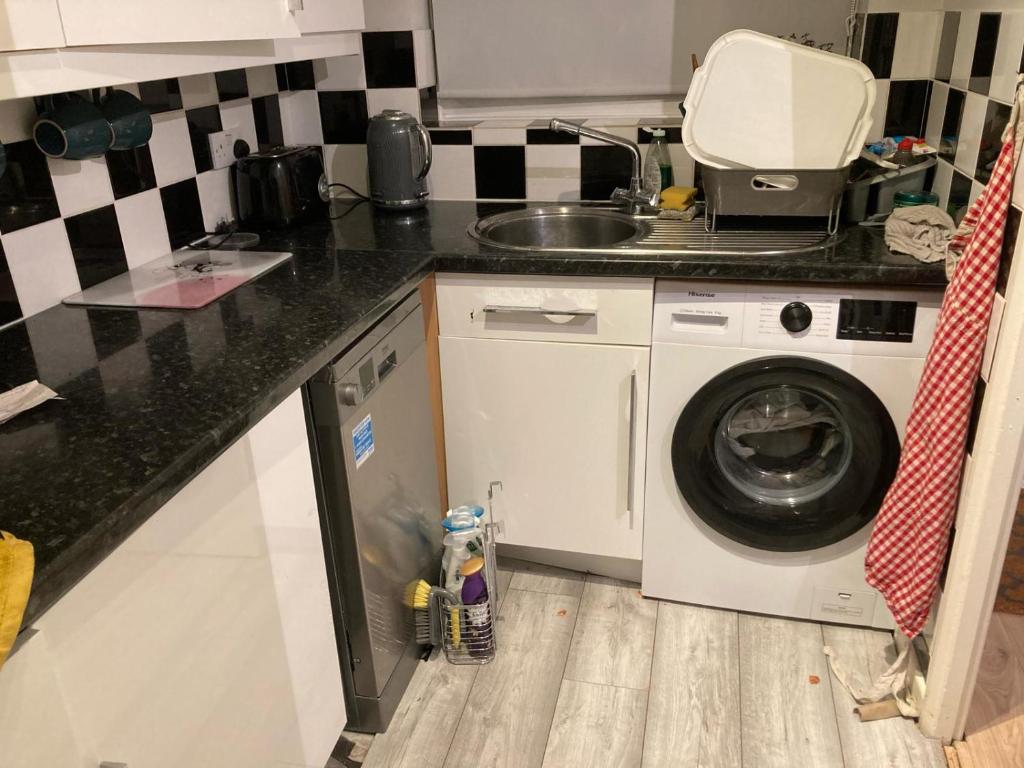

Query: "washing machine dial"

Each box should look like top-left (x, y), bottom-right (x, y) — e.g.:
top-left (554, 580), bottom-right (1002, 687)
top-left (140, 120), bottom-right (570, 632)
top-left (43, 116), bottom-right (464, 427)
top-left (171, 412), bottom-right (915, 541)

top-left (780, 301), bottom-right (813, 333)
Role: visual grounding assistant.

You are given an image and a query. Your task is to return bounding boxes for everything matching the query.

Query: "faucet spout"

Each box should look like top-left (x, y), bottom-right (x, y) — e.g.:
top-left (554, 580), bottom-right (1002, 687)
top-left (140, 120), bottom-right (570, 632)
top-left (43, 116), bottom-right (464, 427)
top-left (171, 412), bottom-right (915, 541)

top-left (549, 118), bottom-right (656, 213)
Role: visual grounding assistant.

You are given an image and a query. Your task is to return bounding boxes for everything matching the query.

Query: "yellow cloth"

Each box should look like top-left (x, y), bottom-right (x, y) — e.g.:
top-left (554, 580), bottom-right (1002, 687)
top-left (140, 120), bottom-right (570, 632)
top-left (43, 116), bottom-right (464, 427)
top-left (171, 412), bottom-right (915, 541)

top-left (660, 186), bottom-right (698, 211)
top-left (0, 531), bottom-right (34, 671)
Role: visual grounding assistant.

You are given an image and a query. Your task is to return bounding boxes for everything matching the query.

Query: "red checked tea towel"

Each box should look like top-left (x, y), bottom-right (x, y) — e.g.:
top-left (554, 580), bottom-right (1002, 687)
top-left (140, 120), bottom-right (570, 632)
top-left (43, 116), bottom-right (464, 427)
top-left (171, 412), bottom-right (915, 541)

top-left (864, 79), bottom-right (1024, 638)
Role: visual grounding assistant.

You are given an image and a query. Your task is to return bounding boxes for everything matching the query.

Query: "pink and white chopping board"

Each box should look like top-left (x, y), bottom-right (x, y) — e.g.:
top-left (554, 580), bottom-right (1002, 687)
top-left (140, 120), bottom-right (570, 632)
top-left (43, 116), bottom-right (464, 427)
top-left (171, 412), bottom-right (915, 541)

top-left (62, 250), bottom-right (293, 310)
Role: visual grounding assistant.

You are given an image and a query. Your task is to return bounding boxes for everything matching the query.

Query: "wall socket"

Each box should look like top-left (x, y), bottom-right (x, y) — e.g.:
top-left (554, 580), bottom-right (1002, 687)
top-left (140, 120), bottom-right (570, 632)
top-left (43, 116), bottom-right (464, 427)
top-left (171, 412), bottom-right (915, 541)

top-left (208, 130), bottom-right (236, 170)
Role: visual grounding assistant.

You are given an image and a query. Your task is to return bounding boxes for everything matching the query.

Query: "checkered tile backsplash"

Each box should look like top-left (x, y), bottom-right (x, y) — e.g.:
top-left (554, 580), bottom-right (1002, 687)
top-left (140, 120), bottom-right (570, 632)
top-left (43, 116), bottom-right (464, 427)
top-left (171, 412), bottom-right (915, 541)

top-left (4, 3), bottom-right (1024, 331)
top-left (856, 4), bottom-right (1024, 219)
top-left (0, 29), bottom-right (437, 329)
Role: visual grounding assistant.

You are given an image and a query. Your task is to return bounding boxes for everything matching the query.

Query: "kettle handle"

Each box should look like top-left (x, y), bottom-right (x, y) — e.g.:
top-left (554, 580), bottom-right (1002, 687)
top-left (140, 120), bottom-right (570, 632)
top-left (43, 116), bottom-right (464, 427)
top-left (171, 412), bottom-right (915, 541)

top-left (415, 123), bottom-right (432, 181)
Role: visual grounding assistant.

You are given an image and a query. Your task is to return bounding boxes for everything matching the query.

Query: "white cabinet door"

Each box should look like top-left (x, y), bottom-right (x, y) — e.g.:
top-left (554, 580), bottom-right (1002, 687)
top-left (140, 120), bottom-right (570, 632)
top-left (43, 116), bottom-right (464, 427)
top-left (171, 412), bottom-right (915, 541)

top-left (291, 0), bottom-right (364, 34)
top-left (441, 336), bottom-right (649, 561)
top-left (56, 0), bottom-right (301, 46)
top-left (0, 0), bottom-right (65, 51)
top-left (0, 391), bottom-right (344, 768)
top-left (0, 631), bottom-right (88, 768)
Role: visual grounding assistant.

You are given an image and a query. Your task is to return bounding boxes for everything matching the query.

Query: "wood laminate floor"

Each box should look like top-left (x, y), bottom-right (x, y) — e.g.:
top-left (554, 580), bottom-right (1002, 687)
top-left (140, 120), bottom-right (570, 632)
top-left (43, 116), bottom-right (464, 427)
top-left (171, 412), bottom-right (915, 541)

top-left (346, 559), bottom-right (946, 768)
top-left (951, 612), bottom-right (1024, 767)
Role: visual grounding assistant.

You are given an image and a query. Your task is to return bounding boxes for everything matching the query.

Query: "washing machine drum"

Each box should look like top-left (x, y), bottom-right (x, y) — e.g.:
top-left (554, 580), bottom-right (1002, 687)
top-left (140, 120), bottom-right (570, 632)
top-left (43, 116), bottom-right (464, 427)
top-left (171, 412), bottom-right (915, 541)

top-left (671, 356), bottom-right (900, 552)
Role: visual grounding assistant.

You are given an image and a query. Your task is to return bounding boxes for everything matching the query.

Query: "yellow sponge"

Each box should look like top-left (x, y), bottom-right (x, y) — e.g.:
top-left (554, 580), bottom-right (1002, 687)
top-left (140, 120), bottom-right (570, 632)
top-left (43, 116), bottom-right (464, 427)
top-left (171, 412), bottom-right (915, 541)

top-left (660, 186), bottom-right (697, 211)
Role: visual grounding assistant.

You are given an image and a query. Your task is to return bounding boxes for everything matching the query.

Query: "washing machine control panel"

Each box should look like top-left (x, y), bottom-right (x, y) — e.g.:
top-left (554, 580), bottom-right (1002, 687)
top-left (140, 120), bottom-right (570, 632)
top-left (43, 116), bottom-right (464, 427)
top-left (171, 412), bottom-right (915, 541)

top-left (835, 299), bottom-right (917, 343)
top-left (653, 281), bottom-right (941, 358)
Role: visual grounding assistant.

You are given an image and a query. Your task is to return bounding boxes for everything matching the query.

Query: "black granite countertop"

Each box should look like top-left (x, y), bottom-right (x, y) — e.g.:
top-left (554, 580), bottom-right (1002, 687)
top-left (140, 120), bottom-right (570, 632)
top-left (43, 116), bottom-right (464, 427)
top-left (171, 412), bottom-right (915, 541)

top-left (258, 200), bottom-right (949, 286)
top-left (0, 200), bottom-right (946, 627)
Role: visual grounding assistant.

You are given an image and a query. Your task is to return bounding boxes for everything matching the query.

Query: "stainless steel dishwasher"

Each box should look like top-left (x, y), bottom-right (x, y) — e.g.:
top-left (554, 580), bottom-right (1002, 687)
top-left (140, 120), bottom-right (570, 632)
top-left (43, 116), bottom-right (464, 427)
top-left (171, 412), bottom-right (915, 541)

top-left (306, 290), bottom-right (441, 733)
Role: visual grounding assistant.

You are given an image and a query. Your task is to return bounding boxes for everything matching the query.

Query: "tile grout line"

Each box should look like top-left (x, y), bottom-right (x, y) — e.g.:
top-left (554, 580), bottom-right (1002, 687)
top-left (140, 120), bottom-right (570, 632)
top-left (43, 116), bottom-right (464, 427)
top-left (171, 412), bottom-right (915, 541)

top-left (638, 598), bottom-right (660, 768)
top-left (537, 575), bottom-right (585, 768)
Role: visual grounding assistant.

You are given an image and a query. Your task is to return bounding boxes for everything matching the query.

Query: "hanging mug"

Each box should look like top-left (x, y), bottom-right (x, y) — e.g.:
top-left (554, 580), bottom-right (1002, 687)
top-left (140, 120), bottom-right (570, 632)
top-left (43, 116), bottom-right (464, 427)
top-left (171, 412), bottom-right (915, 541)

top-left (34, 93), bottom-right (113, 160)
top-left (101, 89), bottom-right (152, 150)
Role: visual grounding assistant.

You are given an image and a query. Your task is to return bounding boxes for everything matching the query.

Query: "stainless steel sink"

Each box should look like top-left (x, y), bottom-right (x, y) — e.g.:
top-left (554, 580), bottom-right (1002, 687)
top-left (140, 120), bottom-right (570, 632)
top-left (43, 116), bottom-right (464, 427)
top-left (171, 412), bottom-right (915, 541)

top-left (468, 205), bottom-right (841, 256)
top-left (468, 206), bottom-right (646, 251)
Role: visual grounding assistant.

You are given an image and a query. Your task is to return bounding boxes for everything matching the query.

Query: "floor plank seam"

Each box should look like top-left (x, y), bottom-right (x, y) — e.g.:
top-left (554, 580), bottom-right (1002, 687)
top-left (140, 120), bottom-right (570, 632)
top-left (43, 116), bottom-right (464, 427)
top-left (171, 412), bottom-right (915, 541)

top-left (734, 610), bottom-right (744, 768)
top-left (818, 623), bottom-right (849, 768)
top-left (638, 599), bottom-right (659, 768)
top-left (437, 665), bottom-right (481, 768)
top-left (437, 586), bottom-right (505, 768)
top-left (538, 584), bottom-right (584, 767)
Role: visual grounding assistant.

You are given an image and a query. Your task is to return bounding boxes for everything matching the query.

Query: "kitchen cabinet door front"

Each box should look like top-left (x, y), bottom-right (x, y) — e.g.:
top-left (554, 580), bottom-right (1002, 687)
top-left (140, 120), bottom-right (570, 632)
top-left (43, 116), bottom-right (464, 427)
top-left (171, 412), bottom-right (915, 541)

top-left (0, 391), bottom-right (344, 768)
top-left (291, 0), bottom-right (364, 34)
top-left (441, 336), bottom-right (649, 561)
top-left (56, 0), bottom-right (301, 46)
top-left (0, 0), bottom-right (65, 52)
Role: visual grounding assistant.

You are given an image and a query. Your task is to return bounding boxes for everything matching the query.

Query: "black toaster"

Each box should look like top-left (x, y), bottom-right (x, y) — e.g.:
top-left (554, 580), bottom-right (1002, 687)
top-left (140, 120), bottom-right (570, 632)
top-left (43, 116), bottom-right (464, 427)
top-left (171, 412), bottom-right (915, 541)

top-left (234, 146), bottom-right (328, 229)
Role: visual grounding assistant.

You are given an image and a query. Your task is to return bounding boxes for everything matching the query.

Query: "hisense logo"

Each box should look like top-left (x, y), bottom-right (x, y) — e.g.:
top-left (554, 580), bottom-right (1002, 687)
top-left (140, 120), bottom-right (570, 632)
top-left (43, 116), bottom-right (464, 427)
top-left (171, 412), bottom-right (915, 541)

top-left (687, 291), bottom-right (715, 298)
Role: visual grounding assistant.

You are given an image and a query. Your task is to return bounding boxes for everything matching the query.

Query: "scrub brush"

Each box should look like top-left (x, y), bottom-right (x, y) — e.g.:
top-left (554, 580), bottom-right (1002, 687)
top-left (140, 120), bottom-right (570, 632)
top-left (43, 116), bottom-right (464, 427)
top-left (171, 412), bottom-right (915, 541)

top-left (404, 579), bottom-right (431, 609)
top-left (405, 579), bottom-right (434, 646)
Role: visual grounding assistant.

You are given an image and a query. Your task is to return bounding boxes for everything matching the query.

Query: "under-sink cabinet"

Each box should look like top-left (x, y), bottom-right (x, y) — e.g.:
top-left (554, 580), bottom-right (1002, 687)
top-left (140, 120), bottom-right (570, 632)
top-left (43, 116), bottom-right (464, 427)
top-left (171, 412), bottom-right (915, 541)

top-left (437, 274), bottom-right (653, 562)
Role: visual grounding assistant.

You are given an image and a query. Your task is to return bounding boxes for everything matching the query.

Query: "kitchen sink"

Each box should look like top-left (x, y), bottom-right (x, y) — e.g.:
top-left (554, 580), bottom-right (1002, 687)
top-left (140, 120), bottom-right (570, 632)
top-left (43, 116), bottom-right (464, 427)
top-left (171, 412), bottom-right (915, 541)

top-left (468, 206), bottom-right (645, 251)
top-left (468, 205), bottom-right (842, 256)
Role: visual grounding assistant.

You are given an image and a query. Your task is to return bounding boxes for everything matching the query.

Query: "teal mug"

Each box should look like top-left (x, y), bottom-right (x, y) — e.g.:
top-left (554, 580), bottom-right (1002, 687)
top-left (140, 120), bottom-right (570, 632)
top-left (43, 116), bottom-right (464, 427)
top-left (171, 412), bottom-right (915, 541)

top-left (101, 89), bottom-right (152, 150)
top-left (34, 93), bottom-right (113, 160)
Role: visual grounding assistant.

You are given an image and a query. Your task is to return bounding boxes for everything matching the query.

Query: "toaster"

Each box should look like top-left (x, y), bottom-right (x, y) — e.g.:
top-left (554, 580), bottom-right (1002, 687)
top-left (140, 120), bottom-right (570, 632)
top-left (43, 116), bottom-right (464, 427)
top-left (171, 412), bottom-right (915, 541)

top-left (234, 145), bottom-right (328, 229)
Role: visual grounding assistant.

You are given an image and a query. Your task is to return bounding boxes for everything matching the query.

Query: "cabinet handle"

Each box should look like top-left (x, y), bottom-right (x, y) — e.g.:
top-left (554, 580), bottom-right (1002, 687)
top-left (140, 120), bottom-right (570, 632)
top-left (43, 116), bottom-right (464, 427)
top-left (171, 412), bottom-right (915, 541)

top-left (481, 305), bottom-right (597, 318)
top-left (626, 370), bottom-right (638, 529)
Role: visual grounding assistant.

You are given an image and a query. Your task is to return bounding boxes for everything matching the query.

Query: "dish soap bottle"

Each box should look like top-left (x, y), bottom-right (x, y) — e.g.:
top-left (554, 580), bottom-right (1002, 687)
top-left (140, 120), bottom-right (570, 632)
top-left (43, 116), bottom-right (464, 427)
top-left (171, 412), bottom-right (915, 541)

top-left (643, 128), bottom-right (674, 197)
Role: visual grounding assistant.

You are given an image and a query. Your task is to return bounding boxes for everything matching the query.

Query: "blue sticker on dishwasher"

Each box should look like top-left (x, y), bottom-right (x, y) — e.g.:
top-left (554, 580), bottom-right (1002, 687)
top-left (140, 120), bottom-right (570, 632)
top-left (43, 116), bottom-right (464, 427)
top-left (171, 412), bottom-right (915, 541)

top-left (352, 414), bottom-right (375, 469)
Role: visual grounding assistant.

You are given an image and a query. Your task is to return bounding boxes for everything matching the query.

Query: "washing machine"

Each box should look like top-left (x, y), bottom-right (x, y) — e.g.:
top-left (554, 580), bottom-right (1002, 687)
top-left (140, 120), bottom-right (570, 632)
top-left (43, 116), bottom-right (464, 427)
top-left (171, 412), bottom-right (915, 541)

top-left (641, 280), bottom-right (941, 628)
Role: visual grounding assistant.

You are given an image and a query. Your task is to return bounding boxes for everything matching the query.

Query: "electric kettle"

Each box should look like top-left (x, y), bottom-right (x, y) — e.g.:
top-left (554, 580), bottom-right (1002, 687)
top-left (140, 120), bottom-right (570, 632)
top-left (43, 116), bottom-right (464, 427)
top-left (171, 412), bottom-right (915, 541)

top-left (366, 110), bottom-right (432, 210)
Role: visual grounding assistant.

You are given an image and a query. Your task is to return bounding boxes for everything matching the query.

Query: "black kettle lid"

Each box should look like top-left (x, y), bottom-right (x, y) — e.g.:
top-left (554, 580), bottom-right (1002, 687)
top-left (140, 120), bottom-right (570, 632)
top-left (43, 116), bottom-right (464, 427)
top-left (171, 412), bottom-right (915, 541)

top-left (370, 109), bottom-right (417, 124)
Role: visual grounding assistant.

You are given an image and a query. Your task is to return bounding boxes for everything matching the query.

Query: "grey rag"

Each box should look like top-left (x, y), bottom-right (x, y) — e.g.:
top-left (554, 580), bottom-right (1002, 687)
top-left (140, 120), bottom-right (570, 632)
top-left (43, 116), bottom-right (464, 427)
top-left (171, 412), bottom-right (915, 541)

top-left (883, 205), bottom-right (955, 265)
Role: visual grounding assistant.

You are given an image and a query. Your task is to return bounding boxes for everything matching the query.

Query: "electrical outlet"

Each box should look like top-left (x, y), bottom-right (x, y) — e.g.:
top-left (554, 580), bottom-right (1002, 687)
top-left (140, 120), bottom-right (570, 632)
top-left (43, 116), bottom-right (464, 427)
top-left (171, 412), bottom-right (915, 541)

top-left (208, 131), bottom-right (236, 170)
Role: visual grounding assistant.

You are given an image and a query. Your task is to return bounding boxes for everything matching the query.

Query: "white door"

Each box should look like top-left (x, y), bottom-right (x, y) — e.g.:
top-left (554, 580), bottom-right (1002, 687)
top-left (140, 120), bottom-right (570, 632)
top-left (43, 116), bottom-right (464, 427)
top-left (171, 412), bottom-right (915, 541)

top-left (0, 0), bottom-right (65, 51)
top-left (441, 336), bottom-right (649, 561)
top-left (56, 0), bottom-right (301, 46)
top-left (291, 0), bottom-right (364, 34)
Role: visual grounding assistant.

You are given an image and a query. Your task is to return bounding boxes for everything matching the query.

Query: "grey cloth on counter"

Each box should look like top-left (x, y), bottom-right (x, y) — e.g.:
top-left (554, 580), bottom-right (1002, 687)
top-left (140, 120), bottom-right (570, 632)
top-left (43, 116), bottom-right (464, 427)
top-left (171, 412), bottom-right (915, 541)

top-left (884, 205), bottom-right (955, 265)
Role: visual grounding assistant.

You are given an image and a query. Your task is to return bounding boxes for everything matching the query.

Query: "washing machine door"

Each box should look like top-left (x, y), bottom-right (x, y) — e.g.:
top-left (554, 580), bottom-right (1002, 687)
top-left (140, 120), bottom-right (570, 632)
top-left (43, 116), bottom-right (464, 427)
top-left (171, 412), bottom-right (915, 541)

top-left (671, 356), bottom-right (900, 552)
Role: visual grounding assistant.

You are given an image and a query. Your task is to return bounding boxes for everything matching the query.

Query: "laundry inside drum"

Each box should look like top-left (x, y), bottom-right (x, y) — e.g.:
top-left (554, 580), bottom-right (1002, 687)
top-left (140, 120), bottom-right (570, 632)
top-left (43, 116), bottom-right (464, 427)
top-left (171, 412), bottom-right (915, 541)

top-left (713, 386), bottom-right (854, 506)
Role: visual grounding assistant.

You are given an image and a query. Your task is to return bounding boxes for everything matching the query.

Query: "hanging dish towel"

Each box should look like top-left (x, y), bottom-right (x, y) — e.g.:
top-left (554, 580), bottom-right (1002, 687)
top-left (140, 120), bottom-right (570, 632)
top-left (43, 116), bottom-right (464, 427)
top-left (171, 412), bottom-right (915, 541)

top-left (0, 531), bottom-right (34, 671)
top-left (864, 77), bottom-right (1024, 638)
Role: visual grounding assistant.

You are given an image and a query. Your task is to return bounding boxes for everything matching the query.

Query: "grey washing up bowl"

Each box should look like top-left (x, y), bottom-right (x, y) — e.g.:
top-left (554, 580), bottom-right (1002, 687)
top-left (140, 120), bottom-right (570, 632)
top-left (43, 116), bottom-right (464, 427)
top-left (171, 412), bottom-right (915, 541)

top-left (468, 206), bottom-right (645, 251)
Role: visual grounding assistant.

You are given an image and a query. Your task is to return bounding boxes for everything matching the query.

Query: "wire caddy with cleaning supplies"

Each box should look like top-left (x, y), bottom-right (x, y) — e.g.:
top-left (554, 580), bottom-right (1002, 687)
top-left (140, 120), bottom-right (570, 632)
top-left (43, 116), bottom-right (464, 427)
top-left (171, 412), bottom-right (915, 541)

top-left (435, 519), bottom-right (499, 664)
top-left (424, 490), bottom-right (501, 665)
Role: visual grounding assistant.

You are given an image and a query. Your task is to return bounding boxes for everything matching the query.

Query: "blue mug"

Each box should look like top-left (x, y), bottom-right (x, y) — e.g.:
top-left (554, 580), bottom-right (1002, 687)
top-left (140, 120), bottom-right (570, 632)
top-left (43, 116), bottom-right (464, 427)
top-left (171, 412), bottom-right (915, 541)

top-left (34, 93), bottom-right (113, 160)
top-left (102, 89), bottom-right (152, 151)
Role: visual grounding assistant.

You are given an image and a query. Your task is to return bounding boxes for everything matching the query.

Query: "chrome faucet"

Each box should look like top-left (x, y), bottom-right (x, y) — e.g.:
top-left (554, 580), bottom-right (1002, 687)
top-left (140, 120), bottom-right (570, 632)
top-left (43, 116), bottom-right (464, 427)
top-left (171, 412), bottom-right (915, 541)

top-left (549, 118), bottom-right (659, 214)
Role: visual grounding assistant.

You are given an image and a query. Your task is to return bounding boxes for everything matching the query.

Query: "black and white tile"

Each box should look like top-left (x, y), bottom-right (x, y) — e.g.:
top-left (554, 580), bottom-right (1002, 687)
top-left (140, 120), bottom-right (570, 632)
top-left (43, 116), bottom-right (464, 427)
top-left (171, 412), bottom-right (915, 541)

top-left (0, 28), bottom-right (441, 328)
top-left (865, 3), bottom-right (1024, 223)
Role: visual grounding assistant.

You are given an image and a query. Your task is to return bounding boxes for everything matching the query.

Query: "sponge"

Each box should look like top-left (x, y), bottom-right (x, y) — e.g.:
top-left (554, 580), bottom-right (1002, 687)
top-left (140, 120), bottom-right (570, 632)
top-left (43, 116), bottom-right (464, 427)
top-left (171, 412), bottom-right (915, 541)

top-left (660, 186), bottom-right (697, 211)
